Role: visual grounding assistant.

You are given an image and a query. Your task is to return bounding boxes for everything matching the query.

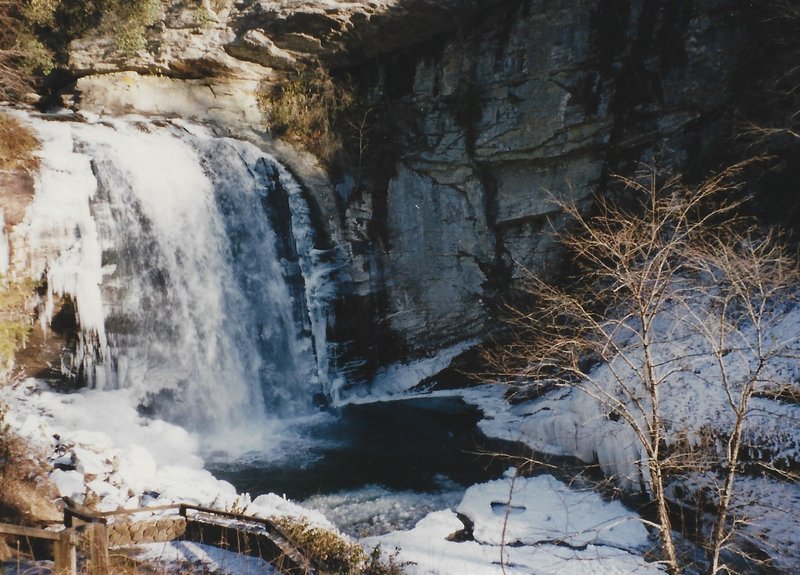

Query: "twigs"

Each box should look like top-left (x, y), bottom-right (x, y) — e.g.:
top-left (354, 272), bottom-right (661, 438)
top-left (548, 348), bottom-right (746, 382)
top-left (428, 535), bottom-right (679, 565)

top-left (486, 163), bottom-right (800, 574)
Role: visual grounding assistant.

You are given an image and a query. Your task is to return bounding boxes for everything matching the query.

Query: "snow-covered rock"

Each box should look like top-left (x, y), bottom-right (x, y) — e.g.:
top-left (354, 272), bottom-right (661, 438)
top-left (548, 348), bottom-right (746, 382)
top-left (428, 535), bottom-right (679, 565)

top-left (463, 293), bottom-right (800, 572)
top-left (50, 469), bottom-right (86, 501)
top-left (0, 379), bottom-right (334, 530)
top-left (366, 470), bottom-right (662, 575)
top-left (458, 474), bottom-right (648, 550)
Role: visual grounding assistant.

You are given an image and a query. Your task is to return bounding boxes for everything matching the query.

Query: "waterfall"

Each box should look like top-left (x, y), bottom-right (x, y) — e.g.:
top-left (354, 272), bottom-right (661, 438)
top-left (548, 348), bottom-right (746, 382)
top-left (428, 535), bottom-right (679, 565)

top-left (21, 113), bottom-right (337, 433)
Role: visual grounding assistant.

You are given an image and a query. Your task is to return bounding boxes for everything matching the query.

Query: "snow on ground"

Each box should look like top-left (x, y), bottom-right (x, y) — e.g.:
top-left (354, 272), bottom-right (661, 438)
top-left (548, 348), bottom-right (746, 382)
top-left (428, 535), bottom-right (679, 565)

top-left (365, 470), bottom-right (662, 575)
top-left (0, 378), bottom-right (332, 526)
top-left (131, 540), bottom-right (279, 574)
top-left (458, 382), bottom-right (800, 571)
top-left (730, 476), bottom-right (800, 574)
top-left (1, 543), bottom-right (279, 575)
top-left (0, 560), bottom-right (57, 575)
top-left (453, 297), bottom-right (800, 571)
top-left (0, 373), bottom-right (666, 575)
top-left (675, 473), bottom-right (800, 574)
top-left (458, 473), bottom-right (648, 550)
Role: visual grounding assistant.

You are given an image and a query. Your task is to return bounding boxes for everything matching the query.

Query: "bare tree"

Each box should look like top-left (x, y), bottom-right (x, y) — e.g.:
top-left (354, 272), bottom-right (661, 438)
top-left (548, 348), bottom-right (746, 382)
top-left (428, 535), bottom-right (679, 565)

top-left (486, 163), bottom-right (800, 574)
top-left (0, 1), bottom-right (33, 99)
top-left (0, 0), bottom-right (56, 101)
top-left (347, 106), bottom-right (373, 193)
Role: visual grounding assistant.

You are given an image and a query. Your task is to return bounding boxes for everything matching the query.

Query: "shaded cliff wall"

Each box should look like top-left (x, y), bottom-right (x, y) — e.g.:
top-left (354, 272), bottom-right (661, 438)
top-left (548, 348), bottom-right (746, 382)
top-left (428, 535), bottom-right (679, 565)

top-left (331, 0), bottom-right (746, 377)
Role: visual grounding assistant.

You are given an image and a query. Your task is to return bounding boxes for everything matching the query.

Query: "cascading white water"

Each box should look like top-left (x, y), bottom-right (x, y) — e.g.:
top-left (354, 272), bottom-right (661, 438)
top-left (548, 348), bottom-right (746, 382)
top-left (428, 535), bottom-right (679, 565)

top-left (20, 113), bottom-right (337, 433)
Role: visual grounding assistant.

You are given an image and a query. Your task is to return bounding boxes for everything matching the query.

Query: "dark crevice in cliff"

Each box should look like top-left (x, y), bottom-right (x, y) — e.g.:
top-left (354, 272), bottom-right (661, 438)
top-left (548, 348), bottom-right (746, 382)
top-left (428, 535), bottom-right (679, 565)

top-left (381, 51), bottom-right (418, 99)
top-left (318, 57), bottom-right (422, 381)
top-left (590, 0), bottom-right (736, 197)
top-left (16, 292), bottom-right (80, 389)
top-left (594, 0), bottom-right (691, 139)
top-left (654, 0), bottom-right (692, 73)
top-left (446, 2), bottom-right (517, 313)
top-left (727, 0), bottom-right (800, 235)
top-left (327, 287), bottom-right (405, 387)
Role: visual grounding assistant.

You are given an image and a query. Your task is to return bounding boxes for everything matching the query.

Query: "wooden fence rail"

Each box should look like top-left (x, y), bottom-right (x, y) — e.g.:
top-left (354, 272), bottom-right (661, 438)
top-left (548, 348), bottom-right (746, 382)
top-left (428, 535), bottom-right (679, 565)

top-left (0, 523), bottom-right (77, 575)
top-left (61, 498), bottom-right (315, 574)
top-left (2, 499), bottom-right (318, 575)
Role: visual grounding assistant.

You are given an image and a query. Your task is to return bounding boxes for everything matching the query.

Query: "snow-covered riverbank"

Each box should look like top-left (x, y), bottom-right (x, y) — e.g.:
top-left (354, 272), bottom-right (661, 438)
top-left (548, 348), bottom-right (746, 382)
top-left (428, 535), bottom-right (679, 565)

top-left (1, 376), bottom-right (666, 575)
top-left (0, 379), bottom-right (332, 525)
top-left (3, 307), bottom-right (799, 574)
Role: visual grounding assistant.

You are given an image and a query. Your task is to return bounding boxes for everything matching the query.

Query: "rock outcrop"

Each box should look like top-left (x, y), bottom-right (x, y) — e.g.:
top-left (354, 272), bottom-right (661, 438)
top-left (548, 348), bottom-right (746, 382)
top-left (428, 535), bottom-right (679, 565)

top-left (59, 0), bottom-right (751, 386)
top-left (332, 0), bottom-right (746, 374)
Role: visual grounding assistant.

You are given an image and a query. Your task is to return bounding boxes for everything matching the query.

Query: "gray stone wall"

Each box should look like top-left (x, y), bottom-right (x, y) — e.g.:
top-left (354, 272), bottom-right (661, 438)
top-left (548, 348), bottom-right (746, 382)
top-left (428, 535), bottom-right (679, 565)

top-left (107, 517), bottom-right (187, 547)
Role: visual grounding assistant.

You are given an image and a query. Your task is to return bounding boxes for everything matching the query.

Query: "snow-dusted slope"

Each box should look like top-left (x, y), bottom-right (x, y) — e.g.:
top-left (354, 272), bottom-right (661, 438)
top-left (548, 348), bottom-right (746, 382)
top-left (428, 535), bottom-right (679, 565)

top-left (469, 294), bottom-right (800, 572)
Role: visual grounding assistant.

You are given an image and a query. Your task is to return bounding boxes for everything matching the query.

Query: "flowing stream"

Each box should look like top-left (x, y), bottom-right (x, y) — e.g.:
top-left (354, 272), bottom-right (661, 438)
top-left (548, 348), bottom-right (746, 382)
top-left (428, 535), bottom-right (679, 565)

top-left (207, 396), bottom-right (514, 536)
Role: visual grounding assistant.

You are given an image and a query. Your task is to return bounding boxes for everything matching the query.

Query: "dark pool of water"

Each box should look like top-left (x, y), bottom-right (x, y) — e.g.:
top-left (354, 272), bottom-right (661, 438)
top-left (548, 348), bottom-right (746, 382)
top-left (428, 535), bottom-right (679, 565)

top-left (207, 396), bottom-right (513, 500)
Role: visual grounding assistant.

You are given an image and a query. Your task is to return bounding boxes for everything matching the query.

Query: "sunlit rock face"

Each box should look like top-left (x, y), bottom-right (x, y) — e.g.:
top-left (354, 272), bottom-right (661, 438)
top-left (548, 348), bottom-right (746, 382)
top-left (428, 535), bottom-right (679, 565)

top-left (67, 1), bottom-right (506, 74)
top-left (62, 0), bottom-right (747, 381)
top-left (66, 1), bottom-right (503, 129)
top-left (226, 0), bottom-right (506, 66)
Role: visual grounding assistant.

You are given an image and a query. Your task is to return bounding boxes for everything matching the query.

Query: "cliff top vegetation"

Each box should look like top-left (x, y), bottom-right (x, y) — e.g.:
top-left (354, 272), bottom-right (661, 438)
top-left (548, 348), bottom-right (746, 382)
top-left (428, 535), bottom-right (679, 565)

top-left (1, 0), bottom-right (162, 101)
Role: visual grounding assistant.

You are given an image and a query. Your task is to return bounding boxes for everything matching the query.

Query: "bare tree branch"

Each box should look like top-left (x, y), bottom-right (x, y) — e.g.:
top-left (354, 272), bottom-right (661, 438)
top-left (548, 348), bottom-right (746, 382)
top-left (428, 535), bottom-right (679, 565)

top-left (486, 163), bottom-right (800, 574)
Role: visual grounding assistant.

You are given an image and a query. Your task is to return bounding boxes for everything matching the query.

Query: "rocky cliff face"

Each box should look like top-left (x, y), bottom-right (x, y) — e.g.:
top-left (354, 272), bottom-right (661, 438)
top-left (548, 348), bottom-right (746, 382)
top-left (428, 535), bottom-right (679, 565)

top-left (61, 0), bottom-right (750, 386)
top-left (330, 0), bottom-right (746, 376)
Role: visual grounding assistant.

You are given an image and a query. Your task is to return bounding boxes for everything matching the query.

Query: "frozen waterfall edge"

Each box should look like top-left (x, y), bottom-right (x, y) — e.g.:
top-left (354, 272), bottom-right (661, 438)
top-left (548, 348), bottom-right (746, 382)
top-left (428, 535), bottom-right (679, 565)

top-left (16, 112), bottom-right (345, 433)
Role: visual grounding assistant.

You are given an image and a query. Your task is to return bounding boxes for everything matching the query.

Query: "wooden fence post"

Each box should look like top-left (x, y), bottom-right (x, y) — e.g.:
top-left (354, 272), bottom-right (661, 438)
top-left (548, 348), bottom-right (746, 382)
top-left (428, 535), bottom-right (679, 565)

top-left (89, 523), bottom-right (110, 575)
top-left (54, 529), bottom-right (76, 575)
